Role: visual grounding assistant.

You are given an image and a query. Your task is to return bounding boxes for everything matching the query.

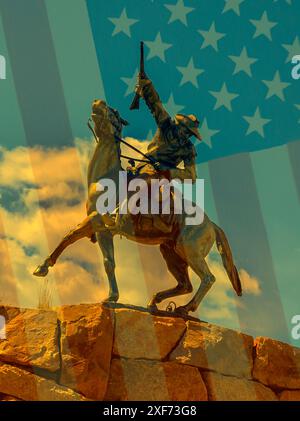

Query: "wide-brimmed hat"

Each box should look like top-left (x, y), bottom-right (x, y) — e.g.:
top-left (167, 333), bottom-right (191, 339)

top-left (175, 113), bottom-right (202, 141)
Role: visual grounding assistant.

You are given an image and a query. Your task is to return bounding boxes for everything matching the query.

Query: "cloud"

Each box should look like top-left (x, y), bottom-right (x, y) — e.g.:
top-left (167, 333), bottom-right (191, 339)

top-left (0, 144), bottom-right (261, 331)
top-left (0, 145), bottom-right (85, 187)
top-left (239, 269), bottom-right (261, 296)
top-left (0, 236), bottom-right (107, 308)
top-left (119, 137), bottom-right (150, 169)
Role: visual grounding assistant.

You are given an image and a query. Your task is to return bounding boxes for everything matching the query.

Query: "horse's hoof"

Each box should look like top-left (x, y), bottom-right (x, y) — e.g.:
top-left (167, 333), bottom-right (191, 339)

top-left (174, 306), bottom-right (189, 317)
top-left (33, 265), bottom-right (49, 277)
top-left (147, 303), bottom-right (158, 313)
top-left (90, 233), bottom-right (97, 243)
top-left (103, 295), bottom-right (119, 304)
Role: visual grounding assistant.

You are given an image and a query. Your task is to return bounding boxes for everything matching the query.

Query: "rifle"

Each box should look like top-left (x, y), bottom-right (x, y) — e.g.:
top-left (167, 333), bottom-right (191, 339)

top-left (130, 41), bottom-right (145, 110)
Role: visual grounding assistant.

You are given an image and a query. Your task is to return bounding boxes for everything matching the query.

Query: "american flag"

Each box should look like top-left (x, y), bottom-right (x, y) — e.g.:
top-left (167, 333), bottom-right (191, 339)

top-left (0, 0), bottom-right (299, 356)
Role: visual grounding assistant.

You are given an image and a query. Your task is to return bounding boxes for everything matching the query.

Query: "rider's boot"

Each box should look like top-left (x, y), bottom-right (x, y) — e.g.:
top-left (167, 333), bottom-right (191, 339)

top-left (101, 213), bottom-right (117, 229)
top-left (101, 208), bottom-right (127, 233)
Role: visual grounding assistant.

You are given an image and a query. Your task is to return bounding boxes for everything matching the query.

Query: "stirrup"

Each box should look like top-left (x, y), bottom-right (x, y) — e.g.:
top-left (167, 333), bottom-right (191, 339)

top-left (166, 301), bottom-right (177, 312)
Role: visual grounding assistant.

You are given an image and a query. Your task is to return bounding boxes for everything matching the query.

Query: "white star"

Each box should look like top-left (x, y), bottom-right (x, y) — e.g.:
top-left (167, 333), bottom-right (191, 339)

top-left (250, 11), bottom-right (277, 41)
top-left (223, 0), bottom-right (245, 16)
top-left (209, 83), bottom-right (239, 111)
top-left (121, 69), bottom-right (138, 97)
top-left (200, 118), bottom-right (220, 148)
top-left (198, 22), bottom-right (226, 51)
top-left (262, 71), bottom-right (290, 101)
top-left (282, 36), bottom-right (300, 63)
top-left (163, 93), bottom-right (185, 115)
top-left (145, 32), bottom-right (172, 62)
top-left (243, 107), bottom-right (271, 137)
top-left (108, 8), bottom-right (138, 38)
top-left (165, 0), bottom-right (194, 26)
top-left (229, 47), bottom-right (257, 77)
top-left (177, 57), bottom-right (204, 87)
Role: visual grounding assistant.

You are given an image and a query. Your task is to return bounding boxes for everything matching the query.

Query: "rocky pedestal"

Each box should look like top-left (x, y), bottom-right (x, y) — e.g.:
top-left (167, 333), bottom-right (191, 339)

top-left (0, 304), bottom-right (299, 401)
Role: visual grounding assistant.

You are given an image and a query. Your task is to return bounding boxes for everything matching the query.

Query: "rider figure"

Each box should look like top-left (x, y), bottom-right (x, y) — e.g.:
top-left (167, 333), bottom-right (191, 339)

top-left (136, 74), bottom-right (202, 182)
top-left (104, 74), bottom-right (203, 233)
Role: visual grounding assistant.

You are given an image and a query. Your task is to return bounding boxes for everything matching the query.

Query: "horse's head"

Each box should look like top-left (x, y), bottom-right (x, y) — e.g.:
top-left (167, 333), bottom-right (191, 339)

top-left (92, 99), bottom-right (128, 139)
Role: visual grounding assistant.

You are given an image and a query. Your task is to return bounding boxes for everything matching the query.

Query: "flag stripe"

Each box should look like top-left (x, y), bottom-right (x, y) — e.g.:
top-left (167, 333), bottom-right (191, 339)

top-left (251, 144), bottom-right (300, 346)
top-left (45, 0), bottom-right (106, 139)
top-left (0, 0), bottom-right (72, 147)
top-left (0, 0), bottom-right (77, 262)
top-left (0, 0), bottom-right (88, 395)
top-left (0, 9), bottom-right (52, 398)
top-left (209, 153), bottom-right (290, 342)
top-left (196, 162), bottom-right (242, 332)
top-left (0, 12), bottom-right (54, 309)
top-left (287, 140), bottom-right (300, 202)
top-left (197, 162), bottom-right (218, 224)
top-left (0, 14), bottom-right (26, 148)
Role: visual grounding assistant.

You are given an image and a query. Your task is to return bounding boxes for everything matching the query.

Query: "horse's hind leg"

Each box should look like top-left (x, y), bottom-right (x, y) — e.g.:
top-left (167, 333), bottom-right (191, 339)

top-left (33, 217), bottom-right (94, 277)
top-left (176, 250), bottom-right (215, 315)
top-left (96, 231), bottom-right (119, 303)
top-left (148, 242), bottom-right (193, 311)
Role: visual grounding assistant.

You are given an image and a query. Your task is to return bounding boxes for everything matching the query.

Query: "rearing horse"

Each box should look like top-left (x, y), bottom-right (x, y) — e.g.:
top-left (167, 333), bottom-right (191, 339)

top-left (34, 99), bottom-right (242, 316)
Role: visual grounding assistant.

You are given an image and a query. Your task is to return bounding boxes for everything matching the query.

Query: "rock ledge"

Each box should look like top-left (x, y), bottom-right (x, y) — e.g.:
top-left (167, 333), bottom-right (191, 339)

top-left (0, 303), bottom-right (299, 401)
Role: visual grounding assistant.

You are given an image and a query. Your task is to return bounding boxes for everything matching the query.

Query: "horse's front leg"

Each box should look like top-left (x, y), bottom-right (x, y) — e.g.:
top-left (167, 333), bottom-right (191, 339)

top-left (33, 217), bottom-right (94, 277)
top-left (96, 231), bottom-right (119, 303)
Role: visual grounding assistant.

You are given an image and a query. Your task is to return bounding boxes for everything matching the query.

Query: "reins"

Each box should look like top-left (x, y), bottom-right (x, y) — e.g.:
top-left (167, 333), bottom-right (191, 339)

top-left (87, 118), bottom-right (159, 170)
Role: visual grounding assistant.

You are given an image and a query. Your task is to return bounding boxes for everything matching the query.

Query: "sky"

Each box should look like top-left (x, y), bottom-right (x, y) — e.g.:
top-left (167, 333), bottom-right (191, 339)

top-left (0, 140), bottom-right (261, 326)
top-left (0, 0), bottom-right (299, 347)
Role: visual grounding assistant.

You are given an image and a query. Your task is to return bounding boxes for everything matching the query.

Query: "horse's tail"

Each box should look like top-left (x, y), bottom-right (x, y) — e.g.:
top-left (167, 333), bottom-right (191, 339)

top-left (213, 223), bottom-right (242, 296)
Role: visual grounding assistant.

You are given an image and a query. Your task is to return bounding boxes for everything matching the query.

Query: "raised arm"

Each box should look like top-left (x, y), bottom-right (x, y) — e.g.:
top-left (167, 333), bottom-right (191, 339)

top-left (137, 77), bottom-right (171, 128)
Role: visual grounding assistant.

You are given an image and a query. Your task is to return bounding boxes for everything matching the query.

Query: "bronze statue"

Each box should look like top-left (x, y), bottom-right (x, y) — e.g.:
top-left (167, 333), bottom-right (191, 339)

top-left (103, 42), bottom-right (202, 233)
top-left (130, 41), bottom-right (201, 183)
top-left (33, 97), bottom-right (242, 316)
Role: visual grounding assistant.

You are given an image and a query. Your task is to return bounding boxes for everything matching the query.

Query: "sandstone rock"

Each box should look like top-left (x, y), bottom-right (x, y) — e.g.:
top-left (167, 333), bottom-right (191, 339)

top-left (170, 321), bottom-right (253, 378)
top-left (279, 390), bottom-right (300, 401)
top-left (0, 362), bottom-right (85, 401)
top-left (0, 393), bottom-right (21, 401)
top-left (105, 358), bottom-right (207, 401)
top-left (113, 308), bottom-right (186, 360)
top-left (0, 306), bottom-right (21, 322)
top-left (58, 304), bottom-right (114, 400)
top-left (0, 308), bottom-right (60, 372)
top-left (253, 337), bottom-right (300, 389)
top-left (1, 303), bottom-right (299, 402)
top-left (202, 371), bottom-right (277, 401)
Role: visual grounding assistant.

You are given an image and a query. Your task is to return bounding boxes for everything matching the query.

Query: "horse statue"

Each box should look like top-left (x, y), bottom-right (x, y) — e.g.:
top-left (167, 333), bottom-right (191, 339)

top-left (33, 99), bottom-right (242, 316)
